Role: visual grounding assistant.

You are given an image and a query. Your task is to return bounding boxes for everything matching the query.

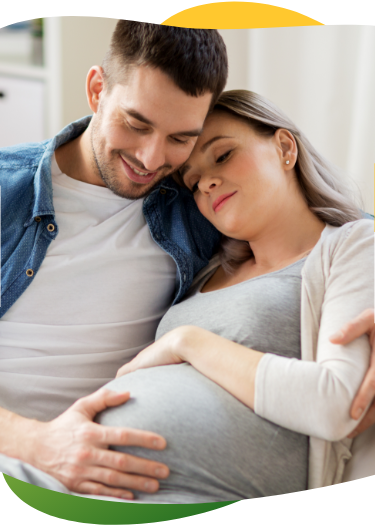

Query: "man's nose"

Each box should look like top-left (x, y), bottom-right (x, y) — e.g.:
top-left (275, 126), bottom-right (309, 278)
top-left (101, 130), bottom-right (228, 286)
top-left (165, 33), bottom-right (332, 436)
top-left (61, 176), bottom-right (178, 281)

top-left (136, 136), bottom-right (166, 172)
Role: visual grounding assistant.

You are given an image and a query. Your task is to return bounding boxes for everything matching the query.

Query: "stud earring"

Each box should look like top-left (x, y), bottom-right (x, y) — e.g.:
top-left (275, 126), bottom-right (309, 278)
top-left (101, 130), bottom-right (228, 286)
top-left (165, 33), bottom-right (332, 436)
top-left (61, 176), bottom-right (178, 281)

top-left (286, 160), bottom-right (290, 165)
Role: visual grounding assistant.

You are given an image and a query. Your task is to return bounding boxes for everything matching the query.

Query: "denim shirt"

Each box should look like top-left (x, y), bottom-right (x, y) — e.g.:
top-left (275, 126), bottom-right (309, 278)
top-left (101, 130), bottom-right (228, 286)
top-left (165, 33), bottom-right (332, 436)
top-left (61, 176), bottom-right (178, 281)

top-left (0, 116), bottom-right (221, 318)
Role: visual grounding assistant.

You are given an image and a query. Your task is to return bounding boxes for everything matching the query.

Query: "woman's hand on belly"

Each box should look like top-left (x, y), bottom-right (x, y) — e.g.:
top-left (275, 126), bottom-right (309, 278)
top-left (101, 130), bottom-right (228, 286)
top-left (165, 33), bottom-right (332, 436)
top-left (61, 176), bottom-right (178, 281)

top-left (117, 326), bottom-right (264, 411)
top-left (116, 327), bottom-right (187, 378)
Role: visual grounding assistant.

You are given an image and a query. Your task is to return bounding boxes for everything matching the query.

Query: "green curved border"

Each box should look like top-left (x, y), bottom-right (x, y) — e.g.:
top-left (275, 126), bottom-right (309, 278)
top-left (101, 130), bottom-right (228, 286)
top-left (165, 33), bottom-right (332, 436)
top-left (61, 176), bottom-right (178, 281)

top-left (4, 474), bottom-right (237, 524)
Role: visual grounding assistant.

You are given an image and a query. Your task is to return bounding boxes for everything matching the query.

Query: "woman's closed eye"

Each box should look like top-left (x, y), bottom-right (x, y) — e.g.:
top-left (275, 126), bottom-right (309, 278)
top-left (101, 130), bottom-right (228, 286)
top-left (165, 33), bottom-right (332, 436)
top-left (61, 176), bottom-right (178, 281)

top-left (216, 150), bottom-right (232, 164)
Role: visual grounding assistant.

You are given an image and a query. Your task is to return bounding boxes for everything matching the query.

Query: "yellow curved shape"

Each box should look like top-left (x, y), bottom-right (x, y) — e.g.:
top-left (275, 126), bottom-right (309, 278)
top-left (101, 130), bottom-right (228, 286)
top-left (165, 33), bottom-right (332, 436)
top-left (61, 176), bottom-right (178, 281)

top-left (162, 2), bottom-right (323, 29)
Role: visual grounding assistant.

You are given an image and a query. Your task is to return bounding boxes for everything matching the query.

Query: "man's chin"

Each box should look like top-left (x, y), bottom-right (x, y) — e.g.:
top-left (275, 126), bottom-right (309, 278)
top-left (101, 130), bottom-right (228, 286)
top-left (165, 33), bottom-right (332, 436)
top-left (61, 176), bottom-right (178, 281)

top-left (103, 175), bottom-right (163, 200)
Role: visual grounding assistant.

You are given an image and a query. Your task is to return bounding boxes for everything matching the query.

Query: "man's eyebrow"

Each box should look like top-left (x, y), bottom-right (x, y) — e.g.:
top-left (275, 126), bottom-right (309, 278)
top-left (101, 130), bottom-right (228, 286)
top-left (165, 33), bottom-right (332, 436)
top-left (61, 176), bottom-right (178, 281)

top-left (123, 108), bottom-right (155, 126)
top-left (122, 107), bottom-right (203, 137)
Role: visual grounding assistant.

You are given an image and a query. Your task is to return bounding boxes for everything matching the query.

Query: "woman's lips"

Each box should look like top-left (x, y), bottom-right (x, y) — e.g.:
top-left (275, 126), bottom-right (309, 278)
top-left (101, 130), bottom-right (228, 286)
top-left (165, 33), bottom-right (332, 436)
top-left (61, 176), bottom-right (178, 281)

top-left (120, 156), bottom-right (157, 184)
top-left (212, 192), bottom-right (237, 213)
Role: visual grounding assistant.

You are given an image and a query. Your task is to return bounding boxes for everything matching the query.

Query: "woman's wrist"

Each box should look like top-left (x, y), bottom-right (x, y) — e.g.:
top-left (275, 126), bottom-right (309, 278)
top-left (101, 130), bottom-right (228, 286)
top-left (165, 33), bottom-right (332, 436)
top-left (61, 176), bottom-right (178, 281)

top-left (169, 325), bottom-right (206, 365)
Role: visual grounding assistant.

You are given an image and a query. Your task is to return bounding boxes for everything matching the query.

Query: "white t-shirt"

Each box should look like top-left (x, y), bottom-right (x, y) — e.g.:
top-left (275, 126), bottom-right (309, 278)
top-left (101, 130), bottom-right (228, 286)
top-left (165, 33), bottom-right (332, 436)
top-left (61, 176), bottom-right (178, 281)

top-left (0, 155), bottom-right (176, 421)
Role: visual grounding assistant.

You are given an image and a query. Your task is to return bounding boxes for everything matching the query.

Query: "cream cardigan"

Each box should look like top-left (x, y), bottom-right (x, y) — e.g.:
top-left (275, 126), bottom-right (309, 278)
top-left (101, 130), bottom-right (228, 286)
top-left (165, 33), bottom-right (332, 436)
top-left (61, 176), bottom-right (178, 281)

top-left (255, 220), bottom-right (373, 488)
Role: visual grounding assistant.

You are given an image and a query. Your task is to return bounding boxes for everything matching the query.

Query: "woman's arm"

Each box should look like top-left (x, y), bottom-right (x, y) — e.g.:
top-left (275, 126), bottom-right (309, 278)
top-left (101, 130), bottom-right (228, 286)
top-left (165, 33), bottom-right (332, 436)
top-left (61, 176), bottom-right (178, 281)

top-left (117, 325), bottom-right (263, 410)
top-left (254, 220), bottom-right (373, 441)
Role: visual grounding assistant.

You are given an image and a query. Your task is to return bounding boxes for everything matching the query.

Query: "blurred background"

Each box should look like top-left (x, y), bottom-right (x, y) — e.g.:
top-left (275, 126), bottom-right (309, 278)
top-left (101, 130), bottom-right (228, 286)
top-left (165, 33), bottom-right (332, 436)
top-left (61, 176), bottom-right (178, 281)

top-left (0, 18), bottom-right (373, 213)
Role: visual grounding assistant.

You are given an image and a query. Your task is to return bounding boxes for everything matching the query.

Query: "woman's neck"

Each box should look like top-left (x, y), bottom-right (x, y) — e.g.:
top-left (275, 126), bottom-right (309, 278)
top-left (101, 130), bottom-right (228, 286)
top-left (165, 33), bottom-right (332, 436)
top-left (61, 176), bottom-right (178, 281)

top-left (247, 195), bottom-right (326, 273)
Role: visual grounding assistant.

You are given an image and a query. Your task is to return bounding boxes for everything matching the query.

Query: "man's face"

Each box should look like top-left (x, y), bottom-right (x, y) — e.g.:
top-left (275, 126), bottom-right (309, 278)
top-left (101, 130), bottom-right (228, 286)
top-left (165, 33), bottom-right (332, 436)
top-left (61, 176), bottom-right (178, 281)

top-left (90, 66), bottom-right (213, 199)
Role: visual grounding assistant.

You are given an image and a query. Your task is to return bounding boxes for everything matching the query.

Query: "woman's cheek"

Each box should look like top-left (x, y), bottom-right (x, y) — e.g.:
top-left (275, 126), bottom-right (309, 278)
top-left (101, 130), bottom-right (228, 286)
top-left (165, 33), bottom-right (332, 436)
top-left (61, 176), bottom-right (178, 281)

top-left (195, 196), bottom-right (210, 220)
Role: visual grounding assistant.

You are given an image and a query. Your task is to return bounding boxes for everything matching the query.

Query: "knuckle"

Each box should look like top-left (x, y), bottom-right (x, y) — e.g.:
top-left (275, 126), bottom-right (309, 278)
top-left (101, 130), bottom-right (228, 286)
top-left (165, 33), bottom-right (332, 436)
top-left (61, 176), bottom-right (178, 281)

top-left (106, 471), bottom-right (119, 486)
top-left (116, 454), bottom-right (129, 470)
top-left (90, 483), bottom-right (102, 495)
top-left (75, 446), bottom-right (92, 463)
top-left (77, 425), bottom-right (97, 442)
top-left (119, 430), bottom-right (130, 446)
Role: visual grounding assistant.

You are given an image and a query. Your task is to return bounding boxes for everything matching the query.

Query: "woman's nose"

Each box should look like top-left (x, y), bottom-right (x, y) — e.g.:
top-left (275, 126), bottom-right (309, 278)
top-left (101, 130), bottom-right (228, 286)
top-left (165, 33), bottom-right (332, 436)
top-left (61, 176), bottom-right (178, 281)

top-left (198, 174), bottom-right (222, 194)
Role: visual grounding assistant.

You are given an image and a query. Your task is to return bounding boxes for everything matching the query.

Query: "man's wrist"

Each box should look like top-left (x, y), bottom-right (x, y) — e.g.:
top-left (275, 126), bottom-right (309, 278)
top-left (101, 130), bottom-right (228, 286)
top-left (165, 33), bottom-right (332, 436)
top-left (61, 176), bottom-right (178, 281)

top-left (0, 409), bottom-right (43, 465)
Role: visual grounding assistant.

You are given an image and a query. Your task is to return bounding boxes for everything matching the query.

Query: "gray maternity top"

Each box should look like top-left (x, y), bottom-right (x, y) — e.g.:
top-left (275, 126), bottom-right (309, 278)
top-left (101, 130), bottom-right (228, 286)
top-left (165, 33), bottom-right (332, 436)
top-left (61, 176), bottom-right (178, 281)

top-left (98, 258), bottom-right (308, 503)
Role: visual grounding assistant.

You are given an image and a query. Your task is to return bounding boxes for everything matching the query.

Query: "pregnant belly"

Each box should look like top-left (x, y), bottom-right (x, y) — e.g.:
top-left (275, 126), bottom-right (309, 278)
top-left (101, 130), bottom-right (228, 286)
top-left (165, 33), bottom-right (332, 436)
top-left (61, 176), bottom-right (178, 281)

top-left (97, 363), bottom-right (308, 503)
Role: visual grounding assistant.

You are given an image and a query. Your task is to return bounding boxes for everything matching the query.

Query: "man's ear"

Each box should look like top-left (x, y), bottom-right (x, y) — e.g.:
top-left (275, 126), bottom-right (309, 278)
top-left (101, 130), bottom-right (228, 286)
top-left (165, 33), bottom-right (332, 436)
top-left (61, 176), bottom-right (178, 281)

top-left (275, 129), bottom-right (298, 169)
top-left (86, 66), bottom-right (105, 114)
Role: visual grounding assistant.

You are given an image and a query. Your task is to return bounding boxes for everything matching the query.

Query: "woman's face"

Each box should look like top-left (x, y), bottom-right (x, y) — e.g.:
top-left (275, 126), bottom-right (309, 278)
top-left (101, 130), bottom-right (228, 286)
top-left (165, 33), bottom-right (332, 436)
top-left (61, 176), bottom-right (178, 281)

top-left (180, 111), bottom-right (296, 242)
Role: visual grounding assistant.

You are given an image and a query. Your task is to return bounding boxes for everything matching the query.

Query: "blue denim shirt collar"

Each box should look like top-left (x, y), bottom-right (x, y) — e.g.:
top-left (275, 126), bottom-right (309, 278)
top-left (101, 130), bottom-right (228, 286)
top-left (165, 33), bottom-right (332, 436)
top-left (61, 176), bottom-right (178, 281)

top-left (25, 116), bottom-right (92, 227)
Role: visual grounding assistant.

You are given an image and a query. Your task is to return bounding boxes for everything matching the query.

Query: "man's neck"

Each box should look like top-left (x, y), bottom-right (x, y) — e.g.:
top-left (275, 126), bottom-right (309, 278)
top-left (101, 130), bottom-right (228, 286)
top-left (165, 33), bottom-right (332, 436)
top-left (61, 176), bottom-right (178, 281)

top-left (54, 126), bottom-right (105, 187)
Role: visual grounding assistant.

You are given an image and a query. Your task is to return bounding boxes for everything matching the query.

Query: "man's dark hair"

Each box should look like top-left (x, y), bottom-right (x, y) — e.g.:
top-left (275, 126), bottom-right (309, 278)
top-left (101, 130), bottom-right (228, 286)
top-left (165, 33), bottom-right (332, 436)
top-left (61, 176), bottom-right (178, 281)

top-left (102, 21), bottom-right (228, 105)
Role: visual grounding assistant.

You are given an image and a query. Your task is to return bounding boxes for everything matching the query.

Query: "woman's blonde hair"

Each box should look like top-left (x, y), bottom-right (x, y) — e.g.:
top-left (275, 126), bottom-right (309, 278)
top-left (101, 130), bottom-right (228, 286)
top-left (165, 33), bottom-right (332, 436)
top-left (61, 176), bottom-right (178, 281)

top-left (211, 90), bottom-right (362, 272)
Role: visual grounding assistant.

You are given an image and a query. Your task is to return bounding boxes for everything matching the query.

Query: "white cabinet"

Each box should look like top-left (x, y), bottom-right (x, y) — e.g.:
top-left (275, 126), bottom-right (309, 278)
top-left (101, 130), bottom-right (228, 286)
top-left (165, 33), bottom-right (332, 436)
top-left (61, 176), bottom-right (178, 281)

top-left (0, 74), bottom-right (45, 146)
top-left (0, 17), bottom-right (117, 147)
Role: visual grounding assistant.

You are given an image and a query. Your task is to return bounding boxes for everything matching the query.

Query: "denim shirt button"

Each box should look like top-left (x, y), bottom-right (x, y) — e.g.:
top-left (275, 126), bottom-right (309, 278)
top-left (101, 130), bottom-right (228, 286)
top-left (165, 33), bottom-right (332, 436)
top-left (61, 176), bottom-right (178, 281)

top-left (34, 216), bottom-right (42, 222)
top-left (26, 269), bottom-right (34, 277)
top-left (47, 224), bottom-right (55, 232)
top-left (160, 189), bottom-right (167, 195)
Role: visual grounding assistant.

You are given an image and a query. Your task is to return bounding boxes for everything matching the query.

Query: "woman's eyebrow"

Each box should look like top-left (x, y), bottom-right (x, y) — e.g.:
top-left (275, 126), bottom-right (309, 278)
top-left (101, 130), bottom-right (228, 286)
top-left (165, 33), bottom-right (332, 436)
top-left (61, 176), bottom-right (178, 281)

top-left (180, 135), bottom-right (234, 181)
top-left (200, 136), bottom-right (234, 153)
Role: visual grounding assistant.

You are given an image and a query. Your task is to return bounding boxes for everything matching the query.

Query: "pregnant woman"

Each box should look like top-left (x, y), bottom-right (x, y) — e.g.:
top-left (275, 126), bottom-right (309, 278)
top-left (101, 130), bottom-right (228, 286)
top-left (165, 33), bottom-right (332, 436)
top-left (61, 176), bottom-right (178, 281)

top-left (97, 90), bottom-right (373, 503)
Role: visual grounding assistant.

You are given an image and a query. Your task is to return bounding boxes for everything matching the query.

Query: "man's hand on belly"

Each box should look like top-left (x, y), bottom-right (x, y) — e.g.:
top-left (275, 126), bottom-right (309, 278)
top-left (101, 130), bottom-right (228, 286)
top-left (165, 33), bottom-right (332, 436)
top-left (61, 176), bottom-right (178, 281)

top-left (21, 388), bottom-right (170, 499)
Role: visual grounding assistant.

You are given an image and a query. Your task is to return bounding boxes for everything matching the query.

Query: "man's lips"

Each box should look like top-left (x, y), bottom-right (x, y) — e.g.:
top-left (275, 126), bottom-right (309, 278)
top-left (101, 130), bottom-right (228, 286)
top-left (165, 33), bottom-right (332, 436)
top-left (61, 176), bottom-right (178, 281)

top-left (212, 192), bottom-right (237, 213)
top-left (120, 156), bottom-right (158, 184)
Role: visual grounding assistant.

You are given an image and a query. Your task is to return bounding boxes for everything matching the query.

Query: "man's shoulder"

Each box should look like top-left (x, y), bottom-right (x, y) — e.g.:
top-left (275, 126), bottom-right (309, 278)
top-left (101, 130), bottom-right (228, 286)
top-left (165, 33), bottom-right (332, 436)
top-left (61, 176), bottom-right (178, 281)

top-left (0, 140), bottom-right (50, 170)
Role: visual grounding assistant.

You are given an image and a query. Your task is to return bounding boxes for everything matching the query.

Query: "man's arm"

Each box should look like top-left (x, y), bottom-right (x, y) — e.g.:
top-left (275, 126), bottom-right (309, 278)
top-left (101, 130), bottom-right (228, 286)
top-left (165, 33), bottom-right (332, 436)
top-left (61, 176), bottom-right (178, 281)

top-left (0, 388), bottom-right (169, 499)
top-left (330, 309), bottom-right (375, 437)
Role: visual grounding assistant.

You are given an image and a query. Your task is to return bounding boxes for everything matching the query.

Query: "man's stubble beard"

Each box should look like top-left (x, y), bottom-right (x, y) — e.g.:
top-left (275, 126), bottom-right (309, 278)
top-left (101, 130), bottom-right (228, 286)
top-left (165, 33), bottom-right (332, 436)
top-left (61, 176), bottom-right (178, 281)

top-left (90, 118), bottom-right (173, 201)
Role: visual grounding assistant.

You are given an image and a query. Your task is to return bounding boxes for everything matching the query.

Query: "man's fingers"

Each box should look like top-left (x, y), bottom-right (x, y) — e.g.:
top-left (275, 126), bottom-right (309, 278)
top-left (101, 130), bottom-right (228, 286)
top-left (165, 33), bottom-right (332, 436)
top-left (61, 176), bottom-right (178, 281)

top-left (92, 448), bottom-right (169, 480)
top-left (74, 481), bottom-right (134, 500)
top-left (98, 425), bottom-right (167, 451)
top-left (347, 400), bottom-right (375, 437)
top-left (74, 388), bottom-right (131, 418)
top-left (330, 309), bottom-right (374, 345)
top-left (86, 466), bottom-right (162, 493)
top-left (350, 369), bottom-right (375, 419)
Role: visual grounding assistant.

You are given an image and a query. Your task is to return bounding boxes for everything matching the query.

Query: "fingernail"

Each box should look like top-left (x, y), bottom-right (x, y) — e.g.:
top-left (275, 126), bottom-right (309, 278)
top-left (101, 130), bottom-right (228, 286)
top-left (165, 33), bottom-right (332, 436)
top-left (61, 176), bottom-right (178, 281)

top-left (121, 492), bottom-right (133, 500)
top-left (330, 331), bottom-right (344, 341)
top-left (153, 439), bottom-right (164, 449)
top-left (155, 467), bottom-right (169, 478)
top-left (144, 480), bottom-right (158, 491)
top-left (354, 408), bottom-right (363, 419)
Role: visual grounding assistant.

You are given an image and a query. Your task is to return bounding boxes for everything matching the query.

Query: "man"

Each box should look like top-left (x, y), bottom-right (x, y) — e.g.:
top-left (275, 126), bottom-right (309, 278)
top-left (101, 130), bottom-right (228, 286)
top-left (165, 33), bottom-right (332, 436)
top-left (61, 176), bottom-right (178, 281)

top-left (0, 20), bottom-right (373, 500)
top-left (0, 21), bottom-right (227, 500)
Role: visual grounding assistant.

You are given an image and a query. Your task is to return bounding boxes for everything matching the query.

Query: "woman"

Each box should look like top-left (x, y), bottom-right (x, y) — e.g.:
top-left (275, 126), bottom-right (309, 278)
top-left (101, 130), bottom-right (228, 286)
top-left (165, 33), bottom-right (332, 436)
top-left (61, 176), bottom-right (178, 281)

top-left (98, 90), bottom-right (373, 502)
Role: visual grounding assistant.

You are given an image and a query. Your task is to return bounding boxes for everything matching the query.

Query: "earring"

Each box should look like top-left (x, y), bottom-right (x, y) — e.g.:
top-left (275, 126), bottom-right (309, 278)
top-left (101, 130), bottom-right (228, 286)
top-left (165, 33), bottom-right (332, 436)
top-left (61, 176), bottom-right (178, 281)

top-left (285, 160), bottom-right (290, 165)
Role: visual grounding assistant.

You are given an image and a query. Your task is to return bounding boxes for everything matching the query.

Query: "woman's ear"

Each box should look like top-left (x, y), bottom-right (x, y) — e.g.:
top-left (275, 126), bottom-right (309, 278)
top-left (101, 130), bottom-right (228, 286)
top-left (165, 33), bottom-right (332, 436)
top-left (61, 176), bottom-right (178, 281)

top-left (86, 66), bottom-right (105, 114)
top-left (275, 129), bottom-right (298, 169)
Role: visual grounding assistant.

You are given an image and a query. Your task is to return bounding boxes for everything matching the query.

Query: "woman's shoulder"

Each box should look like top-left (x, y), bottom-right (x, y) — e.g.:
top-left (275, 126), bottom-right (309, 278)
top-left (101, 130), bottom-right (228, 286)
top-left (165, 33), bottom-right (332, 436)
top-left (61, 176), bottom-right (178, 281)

top-left (303, 219), bottom-right (373, 280)
top-left (320, 219), bottom-right (373, 253)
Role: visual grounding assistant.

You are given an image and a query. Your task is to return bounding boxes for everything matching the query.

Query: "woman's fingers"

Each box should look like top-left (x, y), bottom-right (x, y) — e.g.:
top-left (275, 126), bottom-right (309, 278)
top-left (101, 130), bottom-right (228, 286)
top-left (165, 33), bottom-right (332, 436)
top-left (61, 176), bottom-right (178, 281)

top-left (74, 480), bottom-right (134, 500)
top-left (92, 448), bottom-right (169, 480)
